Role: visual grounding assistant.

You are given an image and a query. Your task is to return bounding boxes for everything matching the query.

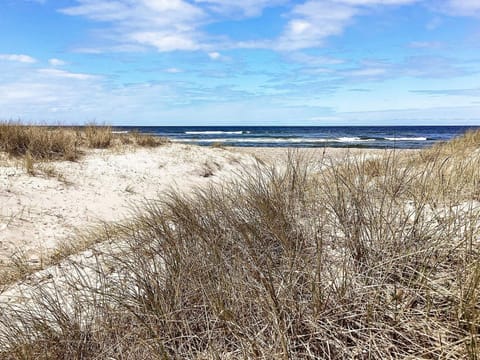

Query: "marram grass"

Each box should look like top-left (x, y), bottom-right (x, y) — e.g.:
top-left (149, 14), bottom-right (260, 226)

top-left (0, 121), bottom-right (169, 161)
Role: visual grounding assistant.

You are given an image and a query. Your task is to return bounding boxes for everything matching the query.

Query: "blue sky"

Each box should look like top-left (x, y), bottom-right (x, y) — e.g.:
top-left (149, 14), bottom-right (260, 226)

top-left (0, 0), bottom-right (479, 125)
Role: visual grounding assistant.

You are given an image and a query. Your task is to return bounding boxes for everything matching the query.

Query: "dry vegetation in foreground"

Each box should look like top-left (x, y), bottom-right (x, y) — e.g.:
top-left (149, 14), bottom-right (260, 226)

top-left (0, 131), bottom-right (479, 359)
top-left (0, 122), bottom-right (169, 162)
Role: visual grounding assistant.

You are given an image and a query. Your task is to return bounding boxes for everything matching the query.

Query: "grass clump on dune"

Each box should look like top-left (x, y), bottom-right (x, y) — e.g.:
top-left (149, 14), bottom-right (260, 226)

top-left (0, 131), bottom-right (479, 359)
top-left (0, 122), bottom-right (170, 163)
top-left (0, 122), bottom-right (79, 161)
top-left (84, 124), bottom-right (113, 149)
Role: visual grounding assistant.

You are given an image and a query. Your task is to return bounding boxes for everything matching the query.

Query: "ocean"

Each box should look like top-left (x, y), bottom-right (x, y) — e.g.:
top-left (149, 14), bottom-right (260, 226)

top-left (113, 126), bottom-right (479, 149)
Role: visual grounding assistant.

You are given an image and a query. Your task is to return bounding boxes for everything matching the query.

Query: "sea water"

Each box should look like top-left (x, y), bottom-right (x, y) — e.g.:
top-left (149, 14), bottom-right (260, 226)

top-left (112, 126), bottom-right (479, 149)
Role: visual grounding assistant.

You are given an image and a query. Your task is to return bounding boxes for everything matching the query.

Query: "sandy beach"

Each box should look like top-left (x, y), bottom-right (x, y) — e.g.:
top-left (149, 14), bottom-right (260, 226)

top-left (0, 143), bottom-right (401, 268)
top-left (0, 143), bottom-right (260, 267)
top-left (0, 130), bottom-right (479, 358)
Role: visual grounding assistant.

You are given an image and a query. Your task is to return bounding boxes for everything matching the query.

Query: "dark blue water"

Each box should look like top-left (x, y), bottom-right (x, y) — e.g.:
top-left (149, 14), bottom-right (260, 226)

top-left (113, 126), bottom-right (479, 149)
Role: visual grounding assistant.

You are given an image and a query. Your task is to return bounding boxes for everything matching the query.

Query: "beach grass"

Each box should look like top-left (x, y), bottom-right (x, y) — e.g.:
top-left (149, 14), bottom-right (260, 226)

top-left (0, 130), bottom-right (479, 359)
top-left (0, 122), bottom-right (170, 163)
top-left (0, 122), bottom-right (80, 160)
top-left (84, 124), bottom-right (113, 149)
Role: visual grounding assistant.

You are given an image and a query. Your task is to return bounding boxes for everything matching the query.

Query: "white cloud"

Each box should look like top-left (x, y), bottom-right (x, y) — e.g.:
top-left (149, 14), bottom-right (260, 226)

top-left (129, 32), bottom-right (201, 51)
top-left (59, 0), bottom-right (428, 54)
top-left (37, 68), bottom-right (97, 80)
top-left (276, 1), bottom-right (357, 50)
top-left (194, 0), bottom-right (284, 17)
top-left (1, 55), bottom-right (478, 125)
top-left (338, 0), bottom-right (417, 4)
top-left (0, 54), bottom-right (37, 63)
top-left (208, 51), bottom-right (221, 60)
top-left (60, 0), bottom-right (207, 52)
top-left (411, 87), bottom-right (480, 97)
top-left (71, 47), bottom-right (104, 54)
top-left (275, 0), bottom-right (419, 51)
top-left (347, 67), bottom-right (387, 76)
top-left (0, 83), bottom-right (58, 102)
top-left (207, 51), bottom-right (232, 61)
top-left (49, 58), bottom-right (67, 66)
top-left (442, 0), bottom-right (480, 16)
top-left (165, 67), bottom-right (183, 73)
top-left (61, 0), bottom-right (292, 53)
top-left (408, 41), bottom-right (443, 49)
top-left (60, 1), bottom-right (135, 21)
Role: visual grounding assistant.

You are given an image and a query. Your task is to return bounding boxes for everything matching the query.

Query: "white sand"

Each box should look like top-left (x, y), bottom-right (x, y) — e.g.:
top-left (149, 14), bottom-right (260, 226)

top-left (0, 143), bottom-right (256, 266)
top-left (0, 144), bottom-right (407, 268)
top-left (0, 144), bottom-right (411, 318)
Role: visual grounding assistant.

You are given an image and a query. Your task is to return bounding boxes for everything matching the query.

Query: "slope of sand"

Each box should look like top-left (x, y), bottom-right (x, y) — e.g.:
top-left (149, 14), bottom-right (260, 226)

top-left (0, 144), bottom-right (256, 266)
top-left (0, 144), bottom-right (411, 316)
top-left (0, 144), bottom-right (409, 268)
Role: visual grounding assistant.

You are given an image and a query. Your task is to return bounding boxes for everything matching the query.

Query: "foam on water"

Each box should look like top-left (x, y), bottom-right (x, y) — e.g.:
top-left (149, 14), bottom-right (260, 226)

top-left (384, 137), bottom-right (427, 141)
top-left (174, 137), bottom-right (377, 143)
top-left (185, 131), bottom-right (246, 135)
top-left (337, 137), bottom-right (376, 142)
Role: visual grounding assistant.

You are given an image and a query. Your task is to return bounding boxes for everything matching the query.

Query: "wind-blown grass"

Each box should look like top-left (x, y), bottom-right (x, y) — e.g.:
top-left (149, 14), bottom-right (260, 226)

top-left (0, 131), bottom-right (479, 359)
top-left (84, 124), bottom-right (113, 149)
top-left (0, 122), bottom-right (79, 160)
top-left (0, 122), bottom-right (170, 162)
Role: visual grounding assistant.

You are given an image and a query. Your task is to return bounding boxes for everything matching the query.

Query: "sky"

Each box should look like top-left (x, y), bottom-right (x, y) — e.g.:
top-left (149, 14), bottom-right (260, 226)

top-left (0, 0), bottom-right (480, 126)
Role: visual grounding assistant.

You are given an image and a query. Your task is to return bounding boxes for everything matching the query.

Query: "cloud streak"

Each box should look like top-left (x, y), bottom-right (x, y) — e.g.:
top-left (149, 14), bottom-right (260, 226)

top-left (441, 0), bottom-right (480, 17)
top-left (60, 0), bottom-right (207, 52)
top-left (194, 0), bottom-right (284, 17)
top-left (37, 68), bottom-right (98, 80)
top-left (48, 58), bottom-right (67, 66)
top-left (274, 0), bottom-right (420, 51)
top-left (37, 0), bottom-right (480, 56)
top-left (0, 54), bottom-right (37, 63)
top-left (411, 87), bottom-right (480, 96)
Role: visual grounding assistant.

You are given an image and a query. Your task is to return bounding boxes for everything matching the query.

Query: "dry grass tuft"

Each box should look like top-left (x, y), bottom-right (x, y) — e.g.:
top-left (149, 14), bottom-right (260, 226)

top-left (0, 130), bottom-right (479, 359)
top-left (210, 141), bottom-right (226, 149)
top-left (0, 122), bottom-right (169, 165)
top-left (0, 122), bottom-right (79, 161)
top-left (23, 151), bottom-right (34, 175)
top-left (84, 124), bottom-right (113, 149)
top-left (132, 131), bottom-right (169, 147)
top-left (430, 129), bottom-right (480, 155)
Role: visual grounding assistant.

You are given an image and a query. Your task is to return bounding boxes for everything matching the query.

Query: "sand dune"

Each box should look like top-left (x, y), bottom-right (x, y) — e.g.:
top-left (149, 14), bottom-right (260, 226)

top-left (0, 144), bottom-right (256, 266)
top-left (1, 144), bottom-right (394, 268)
